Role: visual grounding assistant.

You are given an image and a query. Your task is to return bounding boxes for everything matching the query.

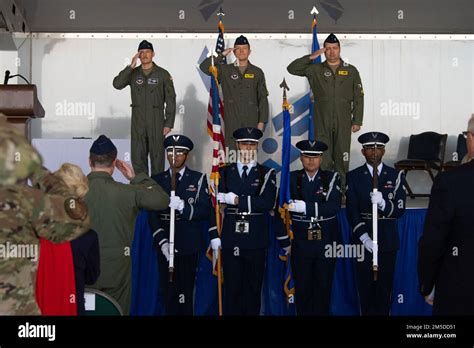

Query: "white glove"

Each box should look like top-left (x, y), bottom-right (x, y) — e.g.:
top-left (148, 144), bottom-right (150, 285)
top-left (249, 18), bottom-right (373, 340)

top-left (210, 237), bottom-right (221, 252)
top-left (425, 287), bottom-right (435, 306)
top-left (360, 233), bottom-right (373, 253)
top-left (169, 196), bottom-right (184, 212)
top-left (288, 199), bottom-right (306, 214)
top-left (216, 192), bottom-right (226, 204)
top-left (161, 242), bottom-right (170, 261)
top-left (219, 192), bottom-right (237, 205)
top-left (370, 191), bottom-right (386, 210)
top-left (283, 246), bottom-right (291, 255)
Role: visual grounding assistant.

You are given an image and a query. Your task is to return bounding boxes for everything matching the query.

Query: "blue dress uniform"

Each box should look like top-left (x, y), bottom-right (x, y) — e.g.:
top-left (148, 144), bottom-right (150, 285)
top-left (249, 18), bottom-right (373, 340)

top-left (283, 140), bottom-right (342, 315)
top-left (148, 135), bottom-right (217, 315)
top-left (217, 127), bottom-right (276, 315)
top-left (346, 132), bottom-right (406, 315)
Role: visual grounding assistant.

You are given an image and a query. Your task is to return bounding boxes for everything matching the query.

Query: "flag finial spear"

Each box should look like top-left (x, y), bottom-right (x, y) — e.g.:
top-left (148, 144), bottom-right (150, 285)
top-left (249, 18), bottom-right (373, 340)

top-left (280, 78), bottom-right (290, 100)
top-left (310, 6), bottom-right (319, 15)
top-left (217, 7), bottom-right (225, 19)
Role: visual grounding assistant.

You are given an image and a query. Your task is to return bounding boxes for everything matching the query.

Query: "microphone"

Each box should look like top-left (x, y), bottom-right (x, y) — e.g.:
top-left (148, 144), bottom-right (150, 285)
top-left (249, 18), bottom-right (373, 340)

top-left (3, 70), bottom-right (10, 84)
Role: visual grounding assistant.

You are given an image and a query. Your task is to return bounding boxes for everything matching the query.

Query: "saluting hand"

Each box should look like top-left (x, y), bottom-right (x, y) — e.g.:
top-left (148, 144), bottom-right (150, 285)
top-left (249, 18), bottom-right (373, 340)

top-left (222, 48), bottom-right (234, 57)
top-left (309, 48), bottom-right (325, 60)
top-left (163, 127), bottom-right (172, 136)
top-left (131, 51), bottom-right (140, 69)
top-left (115, 159), bottom-right (136, 181)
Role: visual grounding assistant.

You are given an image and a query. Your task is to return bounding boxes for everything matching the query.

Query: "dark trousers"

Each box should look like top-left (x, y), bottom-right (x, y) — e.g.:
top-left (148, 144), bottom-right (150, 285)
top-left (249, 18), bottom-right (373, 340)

top-left (355, 250), bottom-right (397, 315)
top-left (291, 246), bottom-right (336, 315)
top-left (157, 253), bottom-right (198, 315)
top-left (222, 248), bottom-right (266, 316)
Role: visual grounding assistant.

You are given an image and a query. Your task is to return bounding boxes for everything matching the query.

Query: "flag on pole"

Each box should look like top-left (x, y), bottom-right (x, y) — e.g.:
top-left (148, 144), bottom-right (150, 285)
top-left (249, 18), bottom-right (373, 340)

top-left (206, 19), bottom-right (226, 151)
top-left (278, 80), bottom-right (295, 300)
top-left (308, 12), bottom-right (321, 141)
top-left (205, 17), bottom-right (226, 282)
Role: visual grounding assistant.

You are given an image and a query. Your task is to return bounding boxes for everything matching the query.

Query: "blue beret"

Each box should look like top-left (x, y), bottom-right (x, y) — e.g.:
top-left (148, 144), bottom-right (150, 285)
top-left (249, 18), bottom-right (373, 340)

top-left (90, 135), bottom-right (117, 155)
top-left (164, 134), bottom-right (194, 152)
top-left (234, 35), bottom-right (250, 47)
top-left (138, 40), bottom-right (154, 51)
top-left (233, 127), bottom-right (262, 142)
top-left (296, 140), bottom-right (328, 157)
top-left (358, 132), bottom-right (390, 147)
top-left (324, 33), bottom-right (340, 45)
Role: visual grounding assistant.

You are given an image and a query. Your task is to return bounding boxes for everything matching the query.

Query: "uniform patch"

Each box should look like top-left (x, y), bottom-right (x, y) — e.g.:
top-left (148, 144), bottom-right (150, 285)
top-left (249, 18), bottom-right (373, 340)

top-left (338, 70), bottom-right (349, 76)
top-left (147, 77), bottom-right (158, 85)
top-left (244, 73), bottom-right (254, 78)
top-left (136, 78), bottom-right (144, 85)
top-left (324, 71), bottom-right (332, 77)
top-left (230, 74), bottom-right (239, 80)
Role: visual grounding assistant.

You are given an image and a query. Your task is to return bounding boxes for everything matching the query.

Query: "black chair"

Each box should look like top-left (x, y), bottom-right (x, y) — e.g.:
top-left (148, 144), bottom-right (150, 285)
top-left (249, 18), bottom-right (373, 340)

top-left (442, 133), bottom-right (467, 171)
top-left (395, 132), bottom-right (447, 199)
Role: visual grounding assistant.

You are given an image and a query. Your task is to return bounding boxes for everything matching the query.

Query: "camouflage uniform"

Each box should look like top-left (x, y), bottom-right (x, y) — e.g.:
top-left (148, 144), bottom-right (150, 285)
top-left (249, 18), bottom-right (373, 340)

top-left (0, 115), bottom-right (90, 315)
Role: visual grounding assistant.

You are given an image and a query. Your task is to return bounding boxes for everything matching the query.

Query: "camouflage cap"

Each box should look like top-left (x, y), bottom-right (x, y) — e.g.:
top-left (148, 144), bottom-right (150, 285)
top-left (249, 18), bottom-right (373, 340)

top-left (0, 114), bottom-right (43, 185)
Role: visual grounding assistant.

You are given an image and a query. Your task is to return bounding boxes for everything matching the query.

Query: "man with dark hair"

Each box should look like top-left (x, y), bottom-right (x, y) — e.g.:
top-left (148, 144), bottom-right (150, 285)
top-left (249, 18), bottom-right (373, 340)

top-left (113, 40), bottom-right (176, 176)
top-left (418, 116), bottom-right (474, 315)
top-left (346, 132), bottom-right (406, 315)
top-left (199, 35), bottom-right (269, 150)
top-left (85, 134), bottom-right (169, 315)
top-left (287, 33), bottom-right (364, 190)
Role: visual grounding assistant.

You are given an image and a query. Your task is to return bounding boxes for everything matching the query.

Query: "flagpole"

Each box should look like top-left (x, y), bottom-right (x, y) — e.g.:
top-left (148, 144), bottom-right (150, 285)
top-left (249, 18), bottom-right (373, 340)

top-left (215, 8), bottom-right (225, 316)
top-left (279, 78), bottom-right (295, 304)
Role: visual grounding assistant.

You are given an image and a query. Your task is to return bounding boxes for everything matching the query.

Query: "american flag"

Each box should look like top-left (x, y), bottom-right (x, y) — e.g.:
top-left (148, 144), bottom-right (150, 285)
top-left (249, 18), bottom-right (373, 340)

top-left (206, 19), bottom-right (226, 154)
top-left (206, 19), bottom-right (226, 278)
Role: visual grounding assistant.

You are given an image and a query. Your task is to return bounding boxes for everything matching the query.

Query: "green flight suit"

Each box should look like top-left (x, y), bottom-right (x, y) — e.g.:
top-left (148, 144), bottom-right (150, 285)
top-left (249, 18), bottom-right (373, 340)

top-left (287, 55), bottom-right (364, 189)
top-left (200, 54), bottom-right (269, 151)
top-left (113, 62), bottom-right (176, 176)
top-left (84, 171), bottom-right (169, 315)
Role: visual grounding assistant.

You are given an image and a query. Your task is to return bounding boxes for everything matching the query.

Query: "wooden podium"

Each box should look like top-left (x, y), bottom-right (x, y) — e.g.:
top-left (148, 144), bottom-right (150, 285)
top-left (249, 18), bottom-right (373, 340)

top-left (0, 85), bottom-right (45, 140)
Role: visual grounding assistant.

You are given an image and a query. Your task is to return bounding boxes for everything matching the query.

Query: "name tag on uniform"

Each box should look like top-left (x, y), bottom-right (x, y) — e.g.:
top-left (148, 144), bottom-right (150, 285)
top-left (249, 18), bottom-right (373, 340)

top-left (244, 73), bottom-right (254, 79)
top-left (235, 215), bottom-right (250, 234)
top-left (147, 78), bottom-right (158, 85)
top-left (338, 70), bottom-right (349, 76)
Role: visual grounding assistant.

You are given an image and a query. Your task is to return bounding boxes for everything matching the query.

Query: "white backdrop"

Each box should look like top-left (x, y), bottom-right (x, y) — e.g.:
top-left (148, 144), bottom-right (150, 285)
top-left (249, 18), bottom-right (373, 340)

top-left (8, 34), bottom-right (474, 192)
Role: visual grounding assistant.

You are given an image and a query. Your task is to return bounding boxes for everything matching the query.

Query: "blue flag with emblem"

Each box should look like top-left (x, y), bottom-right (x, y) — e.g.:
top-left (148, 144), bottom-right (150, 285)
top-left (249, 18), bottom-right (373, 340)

top-left (278, 82), bottom-right (295, 301)
top-left (308, 13), bottom-right (321, 141)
